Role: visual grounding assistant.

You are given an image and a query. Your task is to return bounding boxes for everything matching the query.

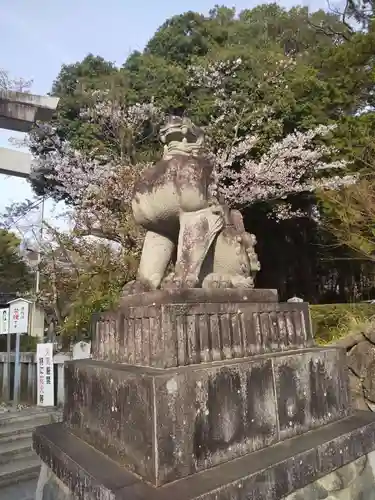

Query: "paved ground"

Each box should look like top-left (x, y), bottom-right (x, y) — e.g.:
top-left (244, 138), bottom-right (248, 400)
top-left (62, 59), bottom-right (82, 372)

top-left (0, 478), bottom-right (38, 500)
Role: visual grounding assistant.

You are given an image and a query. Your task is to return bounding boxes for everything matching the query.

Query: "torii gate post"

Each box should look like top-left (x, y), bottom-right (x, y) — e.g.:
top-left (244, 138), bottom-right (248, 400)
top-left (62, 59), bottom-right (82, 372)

top-left (0, 89), bottom-right (59, 405)
top-left (0, 89), bottom-right (59, 177)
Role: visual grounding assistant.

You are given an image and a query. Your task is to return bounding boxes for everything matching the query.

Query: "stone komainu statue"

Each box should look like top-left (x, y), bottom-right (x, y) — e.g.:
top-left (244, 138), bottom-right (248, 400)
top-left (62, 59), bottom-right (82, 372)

top-left (124, 116), bottom-right (260, 293)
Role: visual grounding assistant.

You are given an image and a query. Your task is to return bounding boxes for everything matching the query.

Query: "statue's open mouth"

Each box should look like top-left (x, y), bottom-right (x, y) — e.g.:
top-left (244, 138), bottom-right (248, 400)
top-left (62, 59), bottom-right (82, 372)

top-left (161, 127), bottom-right (186, 144)
top-left (160, 124), bottom-right (203, 147)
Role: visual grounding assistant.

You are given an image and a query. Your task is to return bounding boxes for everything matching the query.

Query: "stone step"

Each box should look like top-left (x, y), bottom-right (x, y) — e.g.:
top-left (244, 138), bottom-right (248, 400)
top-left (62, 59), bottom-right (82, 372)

top-left (0, 430), bottom-right (32, 446)
top-left (0, 453), bottom-right (40, 489)
top-left (0, 413), bottom-right (58, 441)
top-left (0, 418), bottom-right (44, 440)
top-left (0, 417), bottom-right (55, 441)
top-left (0, 437), bottom-right (33, 464)
top-left (0, 408), bottom-right (60, 489)
top-left (0, 406), bottom-right (57, 427)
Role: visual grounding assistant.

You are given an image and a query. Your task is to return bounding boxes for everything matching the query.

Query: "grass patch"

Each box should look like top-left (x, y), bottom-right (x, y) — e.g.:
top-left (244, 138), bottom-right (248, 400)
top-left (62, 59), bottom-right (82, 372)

top-left (310, 303), bottom-right (375, 344)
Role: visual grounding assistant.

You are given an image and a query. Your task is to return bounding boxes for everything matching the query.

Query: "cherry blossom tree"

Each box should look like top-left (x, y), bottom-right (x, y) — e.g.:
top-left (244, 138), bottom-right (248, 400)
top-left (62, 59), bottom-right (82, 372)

top-left (36, 224), bottom-right (137, 342)
top-left (214, 124), bottom-right (354, 210)
top-left (29, 58), bottom-right (354, 233)
top-left (188, 57), bottom-right (355, 219)
top-left (28, 90), bottom-right (166, 246)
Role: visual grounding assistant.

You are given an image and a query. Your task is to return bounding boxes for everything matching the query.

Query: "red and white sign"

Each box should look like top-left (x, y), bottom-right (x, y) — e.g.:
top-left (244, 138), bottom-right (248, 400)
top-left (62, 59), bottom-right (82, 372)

top-left (37, 343), bottom-right (54, 406)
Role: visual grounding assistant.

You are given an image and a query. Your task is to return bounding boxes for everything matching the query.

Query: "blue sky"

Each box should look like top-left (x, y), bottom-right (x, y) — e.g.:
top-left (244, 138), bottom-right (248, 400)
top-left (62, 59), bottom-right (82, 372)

top-left (0, 0), bottom-right (325, 229)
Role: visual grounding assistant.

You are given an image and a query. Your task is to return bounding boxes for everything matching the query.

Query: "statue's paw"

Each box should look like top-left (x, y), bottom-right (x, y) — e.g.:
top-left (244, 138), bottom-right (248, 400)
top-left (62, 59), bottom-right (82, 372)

top-left (161, 277), bottom-right (184, 290)
top-left (230, 276), bottom-right (255, 289)
top-left (122, 280), bottom-right (153, 295)
top-left (202, 274), bottom-right (233, 289)
top-left (161, 273), bottom-right (198, 290)
top-left (185, 274), bottom-right (199, 288)
top-left (213, 276), bottom-right (232, 289)
top-left (161, 273), bottom-right (176, 290)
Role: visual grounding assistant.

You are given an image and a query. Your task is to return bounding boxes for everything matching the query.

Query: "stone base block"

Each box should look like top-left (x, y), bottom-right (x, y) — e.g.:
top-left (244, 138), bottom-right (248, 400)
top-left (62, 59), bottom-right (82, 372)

top-left (64, 346), bottom-right (350, 486)
top-left (285, 453), bottom-right (375, 500)
top-left (33, 412), bottom-right (375, 500)
top-left (91, 289), bottom-right (313, 368)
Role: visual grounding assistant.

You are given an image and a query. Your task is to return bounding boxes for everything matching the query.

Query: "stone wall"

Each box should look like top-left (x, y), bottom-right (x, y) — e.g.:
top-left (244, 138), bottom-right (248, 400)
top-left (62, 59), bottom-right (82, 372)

top-left (335, 327), bottom-right (375, 411)
top-left (36, 464), bottom-right (73, 500)
top-left (285, 451), bottom-right (375, 499)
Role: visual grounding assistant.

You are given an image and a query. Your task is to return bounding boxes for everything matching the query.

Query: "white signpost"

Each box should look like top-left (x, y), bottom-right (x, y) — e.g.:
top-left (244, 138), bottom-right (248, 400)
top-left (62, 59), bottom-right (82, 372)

top-left (0, 308), bottom-right (9, 335)
top-left (37, 343), bottom-right (54, 406)
top-left (8, 298), bottom-right (30, 406)
top-left (9, 300), bottom-right (29, 334)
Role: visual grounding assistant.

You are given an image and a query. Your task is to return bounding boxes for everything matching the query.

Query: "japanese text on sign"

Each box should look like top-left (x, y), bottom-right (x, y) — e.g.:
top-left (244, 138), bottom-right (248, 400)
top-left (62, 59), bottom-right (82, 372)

top-left (37, 343), bottom-right (54, 406)
top-left (9, 300), bottom-right (29, 334)
top-left (0, 309), bottom-right (9, 335)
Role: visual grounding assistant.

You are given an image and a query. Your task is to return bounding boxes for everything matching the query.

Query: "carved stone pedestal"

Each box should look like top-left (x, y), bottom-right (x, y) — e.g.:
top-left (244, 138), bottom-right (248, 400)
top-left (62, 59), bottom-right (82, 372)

top-left (33, 290), bottom-right (375, 499)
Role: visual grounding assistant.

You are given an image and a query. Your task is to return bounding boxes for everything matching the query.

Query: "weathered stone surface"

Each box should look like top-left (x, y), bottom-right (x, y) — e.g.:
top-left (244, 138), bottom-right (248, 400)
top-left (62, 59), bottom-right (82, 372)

top-left (334, 331), bottom-right (366, 350)
top-left (33, 411), bottom-right (375, 499)
top-left (347, 340), bottom-right (375, 403)
top-left (63, 360), bottom-right (155, 480)
top-left (339, 336), bottom-right (375, 410)
top-left (118, 288), bottom-right (278, 307)
top-left (347, 340), bottom-right (375, 378)
top-left (274, 348), bottom-right (350, 440)
top-left (63, 346), bottom-right (350, 486)
top-left (92, 290), bottom-right (313, 368)
top-left (35, 464), bottom-right (73, 500)
top-left (361, 324), bottom-right (375, 345)
top-left (154, 357), bottom-right (278, 481)
top-left (362, 361), bottom-right (375, 403)
top-left (348, 371), bottom-right (368, 411)
top-left (284, 453), bottom-right (375, 500)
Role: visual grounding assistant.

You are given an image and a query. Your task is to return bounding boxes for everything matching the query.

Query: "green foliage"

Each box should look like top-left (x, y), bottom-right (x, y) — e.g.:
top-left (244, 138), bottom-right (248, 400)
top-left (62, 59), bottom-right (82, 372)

top-left (20, 335), bottom-right (38, 352)
top-left (0, 229), bottom-right (33, 296)
top-left (310, 303), bottom-right (375, 344)
top-left (51, 54), bottom-right (115, 97)
top-left (124, 53), bottom-right (187, 113)
top-left (47, 54), bottom-right (120, 154)
top-left (320, 170), bottom-right (375, 262)
top-left (60, 276), bottom-right (124, 343)
top-left (145, 11), bottom-right (213, 66)
top-left (37, 229), bottom-right (138, 344)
